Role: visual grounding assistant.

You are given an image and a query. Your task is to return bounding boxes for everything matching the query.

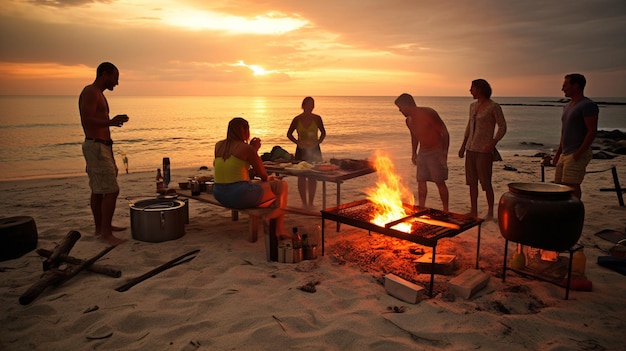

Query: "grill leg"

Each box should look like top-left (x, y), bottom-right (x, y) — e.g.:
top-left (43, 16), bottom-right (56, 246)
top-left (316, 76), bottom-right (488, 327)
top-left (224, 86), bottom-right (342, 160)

top-left (336, 182), bottom-right (341, 231)
top-left (502, 239), bottom-right (509, 282)
top-left (475, 223), bottom-right (482, 269)
top-left (321, 218), bottom-right (325, 256)
top-left (429, 247), bottom-right (436, 297)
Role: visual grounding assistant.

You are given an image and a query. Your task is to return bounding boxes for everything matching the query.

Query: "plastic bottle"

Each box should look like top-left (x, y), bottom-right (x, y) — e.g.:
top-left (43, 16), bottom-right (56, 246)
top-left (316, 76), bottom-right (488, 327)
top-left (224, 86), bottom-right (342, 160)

top-left (163, 157), bottom-right (171, 188)
top-left (284, 243), bottom-right (294, 263)
top-left (510, 244), bottom-right (526, 269)
top-left (278, 241), bottom-right (286, 263)
top-left (571, 248), bottom-right (587, 276)
top-left (156, 168), bottom-right (164, 193)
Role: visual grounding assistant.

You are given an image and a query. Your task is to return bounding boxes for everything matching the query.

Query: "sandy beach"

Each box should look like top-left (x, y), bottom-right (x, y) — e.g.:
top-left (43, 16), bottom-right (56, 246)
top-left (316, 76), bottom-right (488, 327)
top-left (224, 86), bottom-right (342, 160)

top-left (1, 153), bottom-right (625, 351)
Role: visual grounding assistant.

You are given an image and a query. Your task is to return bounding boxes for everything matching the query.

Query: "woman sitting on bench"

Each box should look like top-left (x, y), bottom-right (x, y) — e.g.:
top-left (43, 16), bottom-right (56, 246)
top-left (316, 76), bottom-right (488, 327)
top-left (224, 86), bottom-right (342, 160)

top-left (213, 117), bottom-right (290, 239)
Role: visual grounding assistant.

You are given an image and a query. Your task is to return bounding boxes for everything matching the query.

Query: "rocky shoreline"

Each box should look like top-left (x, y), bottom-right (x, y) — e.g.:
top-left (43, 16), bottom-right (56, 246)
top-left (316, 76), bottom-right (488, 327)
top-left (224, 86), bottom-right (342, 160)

top-left (501, 99), bottom-right (626, 107)
top-left (593, 129), bottom-right (626, 157)
top-left (518, 129), bottom-right (626, 160)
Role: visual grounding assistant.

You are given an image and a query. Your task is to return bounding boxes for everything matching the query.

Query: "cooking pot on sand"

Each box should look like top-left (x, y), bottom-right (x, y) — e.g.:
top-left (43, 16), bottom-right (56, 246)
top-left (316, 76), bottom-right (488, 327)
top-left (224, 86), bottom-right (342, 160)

top-left (129, 198), bottom-right (186, 243)
top-left (498, 182), bottom-right (584, 251)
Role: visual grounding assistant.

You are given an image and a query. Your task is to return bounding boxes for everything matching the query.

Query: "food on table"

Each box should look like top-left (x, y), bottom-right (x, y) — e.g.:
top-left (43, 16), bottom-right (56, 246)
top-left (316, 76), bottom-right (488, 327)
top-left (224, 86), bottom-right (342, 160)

top-left (313, 163), bottom-right (339, 172)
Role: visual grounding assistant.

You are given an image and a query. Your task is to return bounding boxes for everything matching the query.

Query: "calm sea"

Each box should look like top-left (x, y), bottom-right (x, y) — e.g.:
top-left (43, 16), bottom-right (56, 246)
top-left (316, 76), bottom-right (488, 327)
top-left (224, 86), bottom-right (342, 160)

top-left (1, 95), bottom-right (625, 181)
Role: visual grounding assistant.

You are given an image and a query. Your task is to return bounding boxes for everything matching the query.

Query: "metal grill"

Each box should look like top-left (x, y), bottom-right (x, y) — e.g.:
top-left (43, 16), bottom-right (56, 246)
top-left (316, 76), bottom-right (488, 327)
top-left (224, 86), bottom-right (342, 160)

top-left (320, 199), bottom-right (484, 297)
top-left (321, 199), bottom-right (482, 247)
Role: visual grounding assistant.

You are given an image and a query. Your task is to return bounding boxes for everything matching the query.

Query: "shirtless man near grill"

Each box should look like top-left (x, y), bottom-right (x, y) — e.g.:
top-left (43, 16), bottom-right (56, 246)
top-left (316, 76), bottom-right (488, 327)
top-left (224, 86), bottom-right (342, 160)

top-left (79, 62), bottom-right (129, 245)
top-left (395, 93), bottom-right (450, 212)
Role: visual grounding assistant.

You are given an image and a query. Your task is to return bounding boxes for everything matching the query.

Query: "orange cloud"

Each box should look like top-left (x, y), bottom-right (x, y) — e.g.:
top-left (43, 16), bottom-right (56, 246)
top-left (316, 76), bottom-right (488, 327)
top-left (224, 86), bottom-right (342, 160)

top-left (0, 62), bottom-right (92, 80)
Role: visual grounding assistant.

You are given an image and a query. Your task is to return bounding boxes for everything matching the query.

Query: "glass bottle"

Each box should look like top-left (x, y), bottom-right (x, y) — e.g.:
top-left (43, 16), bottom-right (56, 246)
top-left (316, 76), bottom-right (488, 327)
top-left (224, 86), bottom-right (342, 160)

top-left (156, 168), bottom-right (164, 193)
top-left (291, 227), bottom-right (303, 263)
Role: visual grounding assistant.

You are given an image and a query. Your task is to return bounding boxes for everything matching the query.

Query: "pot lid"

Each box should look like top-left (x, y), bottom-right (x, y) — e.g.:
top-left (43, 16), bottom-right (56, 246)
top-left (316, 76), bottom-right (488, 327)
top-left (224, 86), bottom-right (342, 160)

top-left (131, 198), bottom-right (184, 210)
top-left (508, 182), bottom-right (574, 195)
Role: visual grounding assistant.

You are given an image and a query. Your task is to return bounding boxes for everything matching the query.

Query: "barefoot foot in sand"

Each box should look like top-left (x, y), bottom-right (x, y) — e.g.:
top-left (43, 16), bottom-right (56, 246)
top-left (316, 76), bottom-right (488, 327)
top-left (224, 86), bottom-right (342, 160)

top-left (112, 225), bottom-right (127, 232)
top-left (100, 234), bottom-right (127, 246)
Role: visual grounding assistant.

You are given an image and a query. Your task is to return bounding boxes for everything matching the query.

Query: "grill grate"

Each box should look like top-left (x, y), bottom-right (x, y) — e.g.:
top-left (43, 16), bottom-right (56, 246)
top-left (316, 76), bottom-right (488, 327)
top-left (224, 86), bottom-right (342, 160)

top-left (322, 199), bottom-right (483, 247)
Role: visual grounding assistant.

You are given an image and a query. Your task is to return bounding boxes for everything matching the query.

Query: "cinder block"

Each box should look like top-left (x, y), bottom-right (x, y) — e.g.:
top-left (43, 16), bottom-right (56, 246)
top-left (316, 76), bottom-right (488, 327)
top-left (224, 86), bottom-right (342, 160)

top-left (415, 253), bottom-right (456, 275)
top-left (384, 273), bottom-right (425, 304)
top-left (448, 269), bottom-right (490, 299)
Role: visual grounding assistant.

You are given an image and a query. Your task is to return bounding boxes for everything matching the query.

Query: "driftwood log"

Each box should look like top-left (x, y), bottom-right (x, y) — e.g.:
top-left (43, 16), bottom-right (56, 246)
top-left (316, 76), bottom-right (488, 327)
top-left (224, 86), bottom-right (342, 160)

top-left (19, 231), bottom-right (117, 305)
top-left (43, 230), bottom-right (81, 270)
top-left (37, 248), bottom-right (121, 278)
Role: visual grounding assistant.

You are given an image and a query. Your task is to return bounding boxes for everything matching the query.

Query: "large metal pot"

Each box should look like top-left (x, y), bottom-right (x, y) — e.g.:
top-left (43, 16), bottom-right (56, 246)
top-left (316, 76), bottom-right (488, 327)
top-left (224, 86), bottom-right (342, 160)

top-left (130, 198), bottom-right (186, 243)
top-left (498, 182), bottom-right (584, 251)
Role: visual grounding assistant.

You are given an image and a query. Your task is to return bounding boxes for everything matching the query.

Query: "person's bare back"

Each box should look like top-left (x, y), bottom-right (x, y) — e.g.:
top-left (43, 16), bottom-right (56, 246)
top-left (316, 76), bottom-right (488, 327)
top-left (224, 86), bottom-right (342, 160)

top-left (406, 107), bottom-right (449, 152)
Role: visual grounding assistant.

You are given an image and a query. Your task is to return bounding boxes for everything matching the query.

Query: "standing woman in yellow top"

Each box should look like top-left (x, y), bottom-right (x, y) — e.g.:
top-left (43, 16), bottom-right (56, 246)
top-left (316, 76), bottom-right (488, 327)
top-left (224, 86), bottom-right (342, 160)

top-left (214, 117), bottom-right (289, 238)
top-left (287, 97), bottom-right (327, 209)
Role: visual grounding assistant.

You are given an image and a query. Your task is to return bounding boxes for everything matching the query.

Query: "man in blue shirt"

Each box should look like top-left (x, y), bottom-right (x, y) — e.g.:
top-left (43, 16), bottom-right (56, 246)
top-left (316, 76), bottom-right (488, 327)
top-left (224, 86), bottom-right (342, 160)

top-left (552, 73), bottom-right (599, 199)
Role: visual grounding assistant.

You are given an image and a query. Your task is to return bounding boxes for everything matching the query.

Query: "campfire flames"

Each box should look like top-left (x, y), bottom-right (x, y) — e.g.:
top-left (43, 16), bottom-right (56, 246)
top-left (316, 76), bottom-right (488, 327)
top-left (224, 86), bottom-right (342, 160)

top-left (366, 153), bottom-right (415, 233)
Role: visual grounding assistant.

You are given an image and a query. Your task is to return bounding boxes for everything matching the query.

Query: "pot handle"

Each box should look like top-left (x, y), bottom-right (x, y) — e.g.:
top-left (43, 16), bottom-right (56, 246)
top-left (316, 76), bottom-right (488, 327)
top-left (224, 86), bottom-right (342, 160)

top-left (126, 196), bottom-right (149, 207)
top-left (126, 196), bottom-right (136, 206)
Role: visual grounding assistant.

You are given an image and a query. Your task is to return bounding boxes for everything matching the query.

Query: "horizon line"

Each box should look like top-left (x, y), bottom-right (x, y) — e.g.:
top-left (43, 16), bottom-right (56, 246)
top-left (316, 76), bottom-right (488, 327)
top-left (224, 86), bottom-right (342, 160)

top-left (2, 94), bottom-right (626, 99)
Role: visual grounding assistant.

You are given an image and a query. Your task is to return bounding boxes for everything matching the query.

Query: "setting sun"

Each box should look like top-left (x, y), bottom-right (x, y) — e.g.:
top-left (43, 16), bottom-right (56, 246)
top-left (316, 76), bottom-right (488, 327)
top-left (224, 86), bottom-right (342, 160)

top-left (235, 60), bottom-right (274, 76)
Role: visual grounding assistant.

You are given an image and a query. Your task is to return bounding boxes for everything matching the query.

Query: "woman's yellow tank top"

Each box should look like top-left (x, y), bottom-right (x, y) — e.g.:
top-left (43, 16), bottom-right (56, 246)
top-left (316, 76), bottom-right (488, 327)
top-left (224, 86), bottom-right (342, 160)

top-left (213, 156), bottom-right (250, 183)
top-left (296, 120), bottom-right (318, 148)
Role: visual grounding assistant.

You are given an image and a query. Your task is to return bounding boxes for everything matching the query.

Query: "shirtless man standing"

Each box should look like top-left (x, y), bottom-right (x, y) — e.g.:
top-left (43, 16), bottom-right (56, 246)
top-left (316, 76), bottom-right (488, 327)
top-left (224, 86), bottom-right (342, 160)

top-left (395, 93), bottom-right (450, 211)
top-left (79, 62), bottom-right (129, 245)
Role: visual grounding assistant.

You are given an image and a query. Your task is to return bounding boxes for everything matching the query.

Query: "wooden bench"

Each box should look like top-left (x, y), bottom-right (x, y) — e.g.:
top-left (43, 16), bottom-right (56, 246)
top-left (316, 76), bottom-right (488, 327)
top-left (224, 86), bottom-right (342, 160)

top-left (175, 189), bottom-right (275, 242)
top-left (175, 189), bottom-right (320, 242)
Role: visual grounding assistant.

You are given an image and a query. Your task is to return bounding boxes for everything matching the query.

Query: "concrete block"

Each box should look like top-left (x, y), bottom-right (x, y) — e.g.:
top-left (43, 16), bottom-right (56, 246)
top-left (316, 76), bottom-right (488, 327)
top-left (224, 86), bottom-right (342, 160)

top-left (448, 269), bottom-right (490, 299)
top-left (384, 273), bottom-right (425, 304)
top-left (415, 253), bottom-right (456, 275)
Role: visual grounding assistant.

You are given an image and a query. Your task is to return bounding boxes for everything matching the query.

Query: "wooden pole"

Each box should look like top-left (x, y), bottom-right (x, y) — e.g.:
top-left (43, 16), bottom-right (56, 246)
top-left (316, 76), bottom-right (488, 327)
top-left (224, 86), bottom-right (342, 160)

top-left (115, 249), bottom-right (199, 292)
top-left (611, 166), bottom-right (624, 206)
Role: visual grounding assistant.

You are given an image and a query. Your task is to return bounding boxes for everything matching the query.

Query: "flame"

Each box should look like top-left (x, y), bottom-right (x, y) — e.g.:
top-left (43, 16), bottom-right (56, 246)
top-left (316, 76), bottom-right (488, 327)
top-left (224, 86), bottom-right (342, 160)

top-left (366, 153), bottom-right (415, 232)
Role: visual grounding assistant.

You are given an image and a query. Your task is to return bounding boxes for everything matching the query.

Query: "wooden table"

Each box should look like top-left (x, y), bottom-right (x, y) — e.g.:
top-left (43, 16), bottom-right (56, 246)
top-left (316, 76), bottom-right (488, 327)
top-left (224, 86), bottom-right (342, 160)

top-left (265, 165), bottom-right (376, 230)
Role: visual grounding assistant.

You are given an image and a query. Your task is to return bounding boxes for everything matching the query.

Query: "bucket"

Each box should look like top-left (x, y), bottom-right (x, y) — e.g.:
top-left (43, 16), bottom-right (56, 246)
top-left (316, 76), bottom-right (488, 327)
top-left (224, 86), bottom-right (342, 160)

top-left (130, 199), bottom-right (186, 242)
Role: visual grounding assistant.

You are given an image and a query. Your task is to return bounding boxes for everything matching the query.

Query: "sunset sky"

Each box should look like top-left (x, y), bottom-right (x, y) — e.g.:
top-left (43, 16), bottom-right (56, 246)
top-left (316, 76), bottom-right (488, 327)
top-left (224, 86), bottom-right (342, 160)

top-left (1, 0), bottom-right (625, 97)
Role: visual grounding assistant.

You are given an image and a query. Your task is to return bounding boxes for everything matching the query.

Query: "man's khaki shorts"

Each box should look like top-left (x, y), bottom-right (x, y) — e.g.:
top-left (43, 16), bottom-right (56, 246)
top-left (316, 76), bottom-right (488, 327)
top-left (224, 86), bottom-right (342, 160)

top-left (554, 149), bottom-right (593, 185)
top-left (82, 140), bottom-right (119, 194)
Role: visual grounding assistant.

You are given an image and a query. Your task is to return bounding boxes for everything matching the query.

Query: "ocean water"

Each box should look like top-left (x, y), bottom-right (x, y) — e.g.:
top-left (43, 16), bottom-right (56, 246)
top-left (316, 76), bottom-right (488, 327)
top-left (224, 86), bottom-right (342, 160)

top-left (0, 95), bottom-right (624, 181)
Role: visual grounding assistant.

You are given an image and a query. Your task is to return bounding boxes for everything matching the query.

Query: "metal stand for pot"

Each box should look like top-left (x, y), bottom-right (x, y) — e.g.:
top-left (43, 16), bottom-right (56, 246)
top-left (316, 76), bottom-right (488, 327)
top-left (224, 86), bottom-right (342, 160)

top-left (502, 240), bottom-right (584, 300)
top-left (541, 164), bottom-right (624, 206)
